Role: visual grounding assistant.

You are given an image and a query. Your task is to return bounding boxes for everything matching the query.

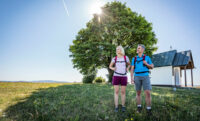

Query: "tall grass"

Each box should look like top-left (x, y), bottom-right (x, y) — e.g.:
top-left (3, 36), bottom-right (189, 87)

top-left (0, 82), bottom-right (200, 121)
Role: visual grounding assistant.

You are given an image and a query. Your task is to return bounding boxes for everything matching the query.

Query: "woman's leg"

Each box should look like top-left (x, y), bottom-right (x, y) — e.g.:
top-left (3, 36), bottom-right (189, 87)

top-left (114, 85), bottom-right (119, 108)
top-left (121, 86), bottom-right (126, 107)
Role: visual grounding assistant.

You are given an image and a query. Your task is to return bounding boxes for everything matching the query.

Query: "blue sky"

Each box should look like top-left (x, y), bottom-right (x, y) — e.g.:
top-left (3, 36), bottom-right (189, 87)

top-left (0, 0), bottom-right (200, 85)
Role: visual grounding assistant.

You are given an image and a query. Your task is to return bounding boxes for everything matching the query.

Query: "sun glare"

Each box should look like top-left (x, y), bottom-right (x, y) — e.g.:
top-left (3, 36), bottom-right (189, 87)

top-left (89, 1), bottom-right (103, 15)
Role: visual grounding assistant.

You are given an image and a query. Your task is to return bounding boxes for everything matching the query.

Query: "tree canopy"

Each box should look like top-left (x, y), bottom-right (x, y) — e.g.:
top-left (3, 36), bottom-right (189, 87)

top-left (69, 1), bottom-right (157, 82)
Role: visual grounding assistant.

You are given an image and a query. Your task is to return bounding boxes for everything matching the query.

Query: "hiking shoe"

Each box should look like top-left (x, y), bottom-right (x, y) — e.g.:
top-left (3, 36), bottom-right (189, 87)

top-left (114, 107), bottom-right (118, 112)
top-left (137, 107), bottom-right (142, 113)
top-left (122, 106), bottom-right (126, 112)
top-left (147, 109), bottom-right (152, 116)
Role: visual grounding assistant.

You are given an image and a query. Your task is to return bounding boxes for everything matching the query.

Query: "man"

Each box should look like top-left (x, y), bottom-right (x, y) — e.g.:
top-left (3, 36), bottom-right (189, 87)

top-left (130, 44), bottom-right (154, 115)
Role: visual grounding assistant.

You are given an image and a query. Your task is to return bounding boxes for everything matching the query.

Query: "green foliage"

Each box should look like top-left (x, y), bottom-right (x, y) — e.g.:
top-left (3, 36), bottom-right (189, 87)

top-left (69, 1), bottom-right (158, 82)
top-left (93, 77), bottom-right (106, 83)
top-left (1, 83), bottom-right (200, 121)
top-left (82, 67), bottom-right (97, 83)
top-left (82, 73), bottom-right (96, 83)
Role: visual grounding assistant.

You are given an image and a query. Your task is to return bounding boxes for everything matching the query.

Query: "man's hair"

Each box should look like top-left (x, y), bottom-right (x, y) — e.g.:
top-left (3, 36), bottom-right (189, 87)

top-left (138, 44), bottom-right (145, 51)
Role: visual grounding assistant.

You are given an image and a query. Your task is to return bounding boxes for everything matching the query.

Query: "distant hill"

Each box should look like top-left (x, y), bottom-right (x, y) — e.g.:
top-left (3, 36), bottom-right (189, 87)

top-left (0, 80), bottom-right (70, 83)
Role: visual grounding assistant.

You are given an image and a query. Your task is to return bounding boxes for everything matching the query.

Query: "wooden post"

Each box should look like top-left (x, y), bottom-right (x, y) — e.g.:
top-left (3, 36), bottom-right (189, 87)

top-left (184, 66), bottom-right (187, 87)
top-left (174, 70), bottom-right (176, 87)
top-left (180, 69), bottom-right (182, 86)
top-left (180, 69), bottom-right (182, 77)
top-left (191, 68), bottom-right (193, 87)
top-left (173, 67), bottom-right (176, 87)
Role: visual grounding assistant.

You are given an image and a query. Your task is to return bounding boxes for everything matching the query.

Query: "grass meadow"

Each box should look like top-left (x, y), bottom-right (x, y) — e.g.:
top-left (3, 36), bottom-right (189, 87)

top-left (0, 82), bottom-right (200, 121)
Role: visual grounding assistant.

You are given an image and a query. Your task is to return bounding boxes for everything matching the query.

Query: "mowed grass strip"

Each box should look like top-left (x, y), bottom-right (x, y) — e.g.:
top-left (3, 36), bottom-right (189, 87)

top-left (0, 82), bottom-right (200, 121)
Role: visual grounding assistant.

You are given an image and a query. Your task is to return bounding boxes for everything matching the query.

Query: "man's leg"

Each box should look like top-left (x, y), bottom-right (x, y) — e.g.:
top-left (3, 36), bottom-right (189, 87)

top-left (134, 76), bottom-right (142, 112)
top-left (143, 76), bottom-right (152, 115)
top-left (144, 90), bottom-right (151, 107)
top-left (136, 90), bottom-right (142, 105)
top-left (135, 76), bottom-right (142, 105)
top-left (136, 90), bottom-right (142, 112)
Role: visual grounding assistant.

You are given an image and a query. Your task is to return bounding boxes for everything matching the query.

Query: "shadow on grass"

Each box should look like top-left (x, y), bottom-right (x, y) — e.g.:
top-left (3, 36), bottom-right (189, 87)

top-left (1, 84), bottom-right (134, 121)
top-left (1, 84), bottom-right (200, 121)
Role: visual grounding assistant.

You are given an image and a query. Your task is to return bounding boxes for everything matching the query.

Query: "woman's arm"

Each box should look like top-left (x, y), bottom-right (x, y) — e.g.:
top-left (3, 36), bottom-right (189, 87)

top-left (126, 62), bottom-right (131, 72)
top-left (109, 62), bottom-right (116, 71)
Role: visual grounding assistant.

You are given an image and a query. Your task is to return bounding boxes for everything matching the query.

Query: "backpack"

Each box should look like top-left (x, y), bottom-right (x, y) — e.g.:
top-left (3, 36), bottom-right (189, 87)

top-left (134, 54), bottom-right (146, 69)
top-left (134, 54), bottom-right (150, 74)
top-left (114, 56), bottom-right (128, 75)
top-left (114, 56), bottom-right (127, 65)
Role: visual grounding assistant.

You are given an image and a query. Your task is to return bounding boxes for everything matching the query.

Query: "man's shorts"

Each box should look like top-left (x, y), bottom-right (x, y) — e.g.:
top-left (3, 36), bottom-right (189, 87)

top-left (112, 76), bottom-right (127, 86)
top-left (134, 76), bottom-right (152, 91)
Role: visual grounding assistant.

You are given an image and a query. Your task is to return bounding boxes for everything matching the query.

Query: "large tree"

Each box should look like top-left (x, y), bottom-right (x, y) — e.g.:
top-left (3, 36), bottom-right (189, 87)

top-left (69, 1), bottom-right (158, 82)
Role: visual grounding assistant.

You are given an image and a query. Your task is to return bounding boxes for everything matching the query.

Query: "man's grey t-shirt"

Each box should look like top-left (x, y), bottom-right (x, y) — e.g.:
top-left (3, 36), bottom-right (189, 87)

top-left (111, 56), bottom-right (130, 77)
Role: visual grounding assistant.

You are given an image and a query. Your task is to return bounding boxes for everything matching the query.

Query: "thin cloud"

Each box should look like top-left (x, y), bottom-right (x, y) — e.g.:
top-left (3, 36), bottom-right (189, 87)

top-left (62, 0), bottom-right (69, 16)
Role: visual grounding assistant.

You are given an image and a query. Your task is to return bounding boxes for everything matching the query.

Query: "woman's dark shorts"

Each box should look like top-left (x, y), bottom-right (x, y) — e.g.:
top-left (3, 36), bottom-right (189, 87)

top-left (112, 76), bottom-right (127, 86)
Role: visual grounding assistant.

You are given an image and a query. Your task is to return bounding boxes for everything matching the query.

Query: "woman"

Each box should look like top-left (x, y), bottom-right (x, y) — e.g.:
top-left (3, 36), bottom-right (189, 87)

top-left (109, 46), bottom-right (130, 112)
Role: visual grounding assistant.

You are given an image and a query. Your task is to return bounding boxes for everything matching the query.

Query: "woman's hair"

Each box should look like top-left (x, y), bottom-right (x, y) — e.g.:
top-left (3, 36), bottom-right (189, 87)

top-left (116, 46), bottom-right (125, 55)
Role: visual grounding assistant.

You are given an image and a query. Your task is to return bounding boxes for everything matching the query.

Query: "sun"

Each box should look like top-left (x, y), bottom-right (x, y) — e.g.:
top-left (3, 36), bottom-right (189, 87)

top-left (89, 1), bottom-right (103, 15)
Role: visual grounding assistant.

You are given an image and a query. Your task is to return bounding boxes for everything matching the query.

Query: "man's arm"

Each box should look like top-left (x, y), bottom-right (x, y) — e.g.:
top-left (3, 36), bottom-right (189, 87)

top-left (130, 66), bottom-right (135, 84)
top-left (143, 56), bottom-right (154, 69)
top-left (143, 61), bottom-right (154, 69)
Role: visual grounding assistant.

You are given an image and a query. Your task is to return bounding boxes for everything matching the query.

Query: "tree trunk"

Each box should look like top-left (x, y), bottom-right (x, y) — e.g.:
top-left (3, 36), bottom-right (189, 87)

top-left (107, 68), bottom-right (113, 83)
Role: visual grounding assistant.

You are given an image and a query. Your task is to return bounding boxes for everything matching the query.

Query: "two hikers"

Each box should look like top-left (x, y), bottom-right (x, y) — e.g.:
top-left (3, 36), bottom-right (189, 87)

top-left (109, 44), bottom-right (154, 114)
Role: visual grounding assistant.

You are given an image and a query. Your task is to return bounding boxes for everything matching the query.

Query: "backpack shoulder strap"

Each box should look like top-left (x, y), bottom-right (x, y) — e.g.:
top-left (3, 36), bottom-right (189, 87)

top-left (143, 54), bottom-right (146, 61)
top-left (114, 56), bottom-right (117, 64)
top-left (134, 56), bottom-right (137, 63)
top-left (134, 56), bottom-right (137, 69)
top-left (124, 56), bottom-right (127, 63)
top-left (143, 54), bottom-right (148, 67)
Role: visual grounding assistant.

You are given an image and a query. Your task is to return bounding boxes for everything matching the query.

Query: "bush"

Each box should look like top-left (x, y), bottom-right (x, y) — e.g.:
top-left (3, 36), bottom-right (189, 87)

top-left (82, 73), bottom-right (96, 83)
top-left (93, 77), bottom-right (106, 83)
